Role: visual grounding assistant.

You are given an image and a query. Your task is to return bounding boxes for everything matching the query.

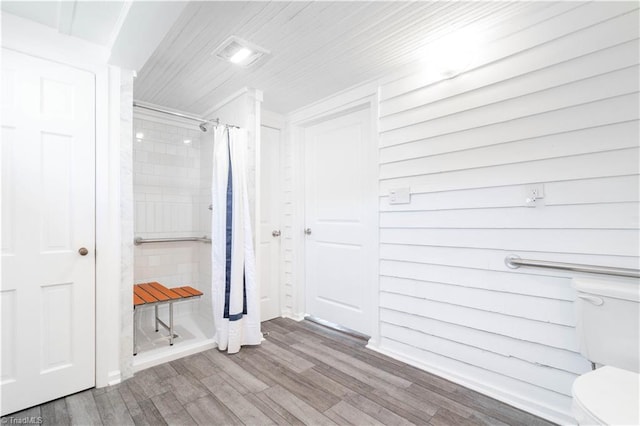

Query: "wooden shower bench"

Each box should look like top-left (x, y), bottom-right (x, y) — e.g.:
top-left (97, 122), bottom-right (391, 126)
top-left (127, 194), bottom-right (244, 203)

top-left (133, 282), bottom-right (203, 355)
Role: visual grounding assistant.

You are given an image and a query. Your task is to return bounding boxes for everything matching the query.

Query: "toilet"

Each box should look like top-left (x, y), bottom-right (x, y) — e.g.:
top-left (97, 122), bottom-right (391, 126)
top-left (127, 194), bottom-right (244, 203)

top-left (571, 278), bottom-right (640, 425)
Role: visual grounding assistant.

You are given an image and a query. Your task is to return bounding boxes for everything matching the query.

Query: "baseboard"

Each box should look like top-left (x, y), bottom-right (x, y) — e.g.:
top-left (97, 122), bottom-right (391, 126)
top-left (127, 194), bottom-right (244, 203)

top-left (107, 370), bottom-right (121, 386)
top-left (281, 312), bottom-right (306, 321)
top-left (366, 343), bottom-right (575, 425)
top-left (96, 370), bottom-right (122, 388)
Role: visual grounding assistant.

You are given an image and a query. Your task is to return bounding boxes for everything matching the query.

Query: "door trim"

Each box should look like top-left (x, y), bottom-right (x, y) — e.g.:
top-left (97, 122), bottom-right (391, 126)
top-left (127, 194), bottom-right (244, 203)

top-left (261, 110), bottom-right (286, 320)
top-left (288, 92), bottom-right (380, 346)
top-left (260, 121), bottom-right (284, 320)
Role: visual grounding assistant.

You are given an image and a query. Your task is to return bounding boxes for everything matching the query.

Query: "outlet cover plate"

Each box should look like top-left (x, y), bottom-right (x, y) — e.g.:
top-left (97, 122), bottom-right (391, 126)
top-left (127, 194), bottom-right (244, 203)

top-left (524, 184), bottom-right (545, 207)
top-left (389, 187), bottom-right (411, 204)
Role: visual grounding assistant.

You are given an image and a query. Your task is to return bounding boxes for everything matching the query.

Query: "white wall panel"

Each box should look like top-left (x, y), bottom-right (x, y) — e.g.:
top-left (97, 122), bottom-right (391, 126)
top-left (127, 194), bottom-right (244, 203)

top-left (379, 244), bottom-right (639, 277)
top-left (379, 336), bottom-right (574, 416)
top-left (380, 204), bottom-right (639, 230)
top-left (379, 147), bottom-right (639, 194)
top-left (380, 176), bottom-right (639, 211)
top-left (374, 2), bottom-right (640, 423)
top-left (380, 309), bottom-right (589, 375)
top-left (380, 322), bottom-right (577, 395)
top-left (380, 121), bottom-right (638, 177)
top-left (379, 292), bottom-right (578, 351)
top-left (379, 95), bottom-right (638, 158)
top-left (380, 11), bottom-right (639, 109)
top-left (281, 127), bottom-right (296, 316)
top-left (380, 228), bottom-right (638, 256)
top-left (380, 70), bottom-right (638, 147)
top-left (546, 175), bottom-right (640, 205)
top-left (382, 48), bottom-right (639, 131)
top-left (379, 259), bottom-right (574, 301)
top-left (280, 2), bottom-right (639, 422)
top-left (379, 276), bottom-right (574, 326)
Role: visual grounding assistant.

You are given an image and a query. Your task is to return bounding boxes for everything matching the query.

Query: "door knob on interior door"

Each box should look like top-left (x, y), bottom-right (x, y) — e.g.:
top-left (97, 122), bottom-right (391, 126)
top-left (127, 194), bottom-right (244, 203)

top-left (272, 230), bottom-right (281, 237)
top-left (78, 247), bottom-right (89, 256)
top-left (304, 228), bottom-right (312, 235)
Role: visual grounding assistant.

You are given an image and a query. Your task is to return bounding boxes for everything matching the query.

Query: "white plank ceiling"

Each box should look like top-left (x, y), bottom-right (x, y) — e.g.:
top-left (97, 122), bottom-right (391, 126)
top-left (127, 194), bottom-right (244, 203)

top-left (134, 1), bottom-right (550, 114)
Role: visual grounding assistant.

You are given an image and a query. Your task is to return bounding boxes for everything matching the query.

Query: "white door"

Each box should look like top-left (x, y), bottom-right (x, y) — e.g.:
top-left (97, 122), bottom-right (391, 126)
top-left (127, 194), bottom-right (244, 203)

top-left (259, 125), bottom-right (281, 321)
top-left (1, 49), bottom-right (96, 415)
top-left (304, 107), bottom-right (376, 336)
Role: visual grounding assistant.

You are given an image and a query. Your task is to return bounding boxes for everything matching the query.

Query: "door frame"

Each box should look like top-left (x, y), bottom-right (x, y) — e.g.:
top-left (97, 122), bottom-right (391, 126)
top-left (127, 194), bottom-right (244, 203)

top-left (288, 85), bottom-right (380, 346)
top-left (261, 109), bottom-right (286, 320)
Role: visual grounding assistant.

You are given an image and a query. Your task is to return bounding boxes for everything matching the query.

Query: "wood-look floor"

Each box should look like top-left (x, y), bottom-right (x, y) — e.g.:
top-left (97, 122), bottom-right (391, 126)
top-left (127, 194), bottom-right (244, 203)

top-left (2, 318), bottom-right (556, 425)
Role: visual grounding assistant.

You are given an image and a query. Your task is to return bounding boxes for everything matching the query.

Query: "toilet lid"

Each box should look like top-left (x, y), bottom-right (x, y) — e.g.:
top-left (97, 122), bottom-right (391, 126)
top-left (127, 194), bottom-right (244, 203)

top-left (572, 366), bottom-right (639, 425)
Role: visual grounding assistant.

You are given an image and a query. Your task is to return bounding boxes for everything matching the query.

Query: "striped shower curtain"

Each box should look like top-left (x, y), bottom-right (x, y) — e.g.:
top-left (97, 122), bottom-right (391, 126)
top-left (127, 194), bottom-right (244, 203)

top-left (211, 126), bottom-right (261, 353)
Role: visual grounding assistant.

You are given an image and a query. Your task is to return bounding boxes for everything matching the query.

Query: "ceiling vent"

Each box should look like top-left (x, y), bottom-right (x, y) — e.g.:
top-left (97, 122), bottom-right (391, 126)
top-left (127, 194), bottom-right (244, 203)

top-left (213, 36), bottom-right (269, 68)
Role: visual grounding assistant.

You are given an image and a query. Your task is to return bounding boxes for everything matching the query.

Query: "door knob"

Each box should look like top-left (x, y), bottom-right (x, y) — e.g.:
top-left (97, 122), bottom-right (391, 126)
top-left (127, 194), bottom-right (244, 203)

top-left (78, 247), bottom-right (89, 256)
top-left (304, 228), bottom-right (312, 235)
top-left (272, 230), bottom-right (281, 237)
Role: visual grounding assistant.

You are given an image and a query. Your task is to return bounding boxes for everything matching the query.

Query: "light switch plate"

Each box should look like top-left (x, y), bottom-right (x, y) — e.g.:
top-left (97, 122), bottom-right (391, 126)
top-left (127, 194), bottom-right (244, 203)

top-left (389, 187), bottom-right (411, 204)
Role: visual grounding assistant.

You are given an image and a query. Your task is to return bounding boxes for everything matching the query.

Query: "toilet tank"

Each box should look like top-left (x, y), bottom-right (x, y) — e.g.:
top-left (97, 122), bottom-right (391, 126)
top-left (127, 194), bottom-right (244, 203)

top-left (573, 278), bottom-right (640, 373)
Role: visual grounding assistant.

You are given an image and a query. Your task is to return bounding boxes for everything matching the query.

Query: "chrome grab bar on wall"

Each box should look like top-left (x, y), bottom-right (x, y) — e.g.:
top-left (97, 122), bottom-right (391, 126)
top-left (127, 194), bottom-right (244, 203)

top-left (134, 236), bottom-right (211, 245)
top-left (505, 255), bottom-right (640, 278)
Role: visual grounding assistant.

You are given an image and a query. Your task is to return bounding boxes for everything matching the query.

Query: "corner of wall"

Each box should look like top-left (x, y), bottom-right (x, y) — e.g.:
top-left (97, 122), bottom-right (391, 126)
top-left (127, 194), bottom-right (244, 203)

top-left (282, 312), bottom-right (306, 322)
top-left (119, 69), bottom-right (135, 381)
top-left (107, 370), bottom-right (122, 387)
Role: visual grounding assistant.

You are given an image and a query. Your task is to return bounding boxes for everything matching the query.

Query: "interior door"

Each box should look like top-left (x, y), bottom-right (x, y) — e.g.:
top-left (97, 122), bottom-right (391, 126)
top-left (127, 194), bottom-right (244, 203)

top-left (304, 107), bottom-right (375, 336)
top-left (1, 49), bottom-right (96, 415)
top-left (259, 125), bottom-right (282, 321)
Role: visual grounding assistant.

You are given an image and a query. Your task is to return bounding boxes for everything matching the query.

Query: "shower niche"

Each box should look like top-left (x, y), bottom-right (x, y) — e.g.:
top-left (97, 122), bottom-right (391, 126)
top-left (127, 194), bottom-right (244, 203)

top-left (131, 111), bottom-right (216, 369)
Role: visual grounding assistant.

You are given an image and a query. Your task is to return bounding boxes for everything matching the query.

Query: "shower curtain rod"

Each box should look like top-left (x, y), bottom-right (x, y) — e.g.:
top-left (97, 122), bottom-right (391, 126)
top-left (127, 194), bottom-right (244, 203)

top-left (133, 102), bottom-right (240, 129)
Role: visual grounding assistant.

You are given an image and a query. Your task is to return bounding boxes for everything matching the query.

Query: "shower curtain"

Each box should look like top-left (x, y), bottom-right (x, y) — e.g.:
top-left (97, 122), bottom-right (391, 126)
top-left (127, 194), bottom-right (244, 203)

top-left (211, 126), bottom-right (261, 353)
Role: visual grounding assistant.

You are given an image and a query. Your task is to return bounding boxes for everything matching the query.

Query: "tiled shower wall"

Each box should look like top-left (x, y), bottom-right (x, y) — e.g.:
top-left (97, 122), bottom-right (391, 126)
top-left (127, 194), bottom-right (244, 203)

top-left (133, 116), bottom-right (211, 321)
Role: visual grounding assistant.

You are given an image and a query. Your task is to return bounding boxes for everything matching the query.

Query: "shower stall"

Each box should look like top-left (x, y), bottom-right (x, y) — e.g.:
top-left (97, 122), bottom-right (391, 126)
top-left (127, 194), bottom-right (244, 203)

top-left (130, 90), bottom-right (262, 369)
top-left (131, 108), bottom-right (214, 368)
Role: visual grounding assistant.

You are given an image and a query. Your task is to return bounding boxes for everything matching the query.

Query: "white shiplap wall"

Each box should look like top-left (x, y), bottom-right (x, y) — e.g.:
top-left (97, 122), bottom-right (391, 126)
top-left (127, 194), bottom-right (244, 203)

top-left (281, 125), bottom-right (297, 317)
top-left (375, 2), bottom-right (639, 422)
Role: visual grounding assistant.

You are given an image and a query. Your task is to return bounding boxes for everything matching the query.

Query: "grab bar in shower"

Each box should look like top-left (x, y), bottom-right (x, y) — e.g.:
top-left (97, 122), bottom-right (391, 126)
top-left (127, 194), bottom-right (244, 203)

top-left (134, 236), bottom-right (211, 245)
top-left (505, 255), bottom-right (640, 278)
